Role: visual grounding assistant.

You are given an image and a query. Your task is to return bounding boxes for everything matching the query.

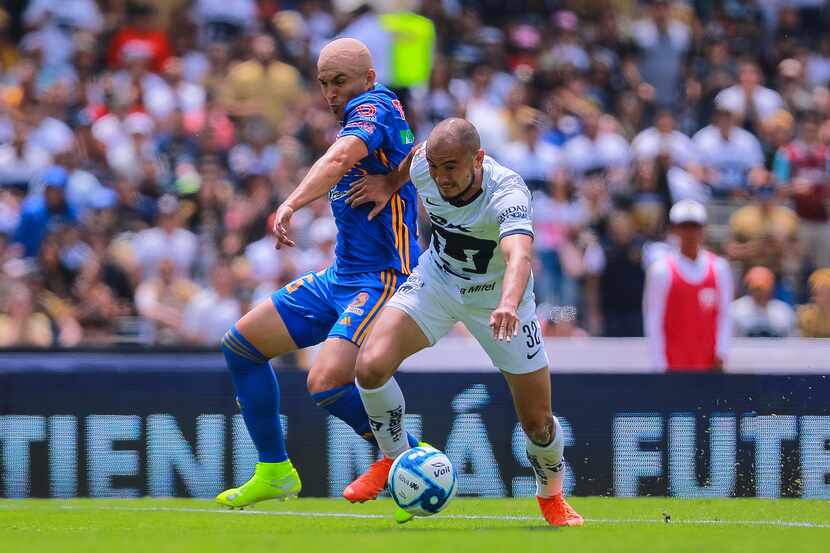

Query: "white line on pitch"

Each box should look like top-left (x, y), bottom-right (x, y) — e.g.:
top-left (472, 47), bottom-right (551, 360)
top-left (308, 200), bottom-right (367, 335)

top-left (53, 505), bottom-right (830, 528)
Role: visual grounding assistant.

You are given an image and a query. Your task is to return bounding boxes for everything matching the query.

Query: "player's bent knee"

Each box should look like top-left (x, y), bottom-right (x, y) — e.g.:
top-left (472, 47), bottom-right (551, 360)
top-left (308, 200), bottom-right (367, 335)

top-left (355, 345), bottom-right (392, 390)
top-left (523, 412), bottom-right (555, 445)
top-left (306, 361), bottom-right (354, 394)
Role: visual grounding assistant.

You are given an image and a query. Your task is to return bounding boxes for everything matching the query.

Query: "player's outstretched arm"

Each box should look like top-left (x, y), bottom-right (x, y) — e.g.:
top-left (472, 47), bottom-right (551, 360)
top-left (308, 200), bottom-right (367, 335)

top-left (490, 234), bottom-right (534, 341)
top-left (346, 143), bottom-right (420, 220)
top-left (273, 136), bottom-right (369, 248)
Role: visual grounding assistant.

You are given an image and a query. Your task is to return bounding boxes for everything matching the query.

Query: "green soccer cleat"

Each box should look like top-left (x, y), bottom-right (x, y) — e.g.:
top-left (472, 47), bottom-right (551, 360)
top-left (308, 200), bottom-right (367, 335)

top-left (394, 506), bottom-right (414, 524)
top-left (216, 460), bottom-right (301, 509)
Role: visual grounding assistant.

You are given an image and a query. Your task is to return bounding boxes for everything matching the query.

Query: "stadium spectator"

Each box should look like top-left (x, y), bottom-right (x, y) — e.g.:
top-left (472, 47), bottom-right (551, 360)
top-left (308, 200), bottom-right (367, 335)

top-left (630, 0), bottom-right (691, 111)
top-left (563, 110), bottom-right (630, 179)
top-left (644, 200), bottom-right (734, 372)
top-left (532, 169), bottom-right (584, 308)
top-left (14, 166), bottom-right (77, 258)
top-left (630, 110), bottom-right (697, 169)
top-left (715, 60), bottom-right (784, 133)
top-left (135, 257), bottom-right (201, 343)
top-left (181, 263), bottom-right (241, 344)
top-left (727, 176), bottom-right (800, 281)
top-left (132, 195), bottom-right (198, 279)
top-left (0, 280), bottom-right (53, 347)
top-left (220, 33), bottom-right (302, 132)
top-left (731, 266), bottom-right (796, 338)
top-left (501, 108), bottom-right (563, 191)
top-left (772, 112), bottom-right (830, 268)
top-left (107, 3), bottom-right (171, 73)
top-left (587, 211), bottom-right (646, 337)
top-left (798, 269), bottom-right (830, 338)
top-left (693, 106), bottom-right (764, 198)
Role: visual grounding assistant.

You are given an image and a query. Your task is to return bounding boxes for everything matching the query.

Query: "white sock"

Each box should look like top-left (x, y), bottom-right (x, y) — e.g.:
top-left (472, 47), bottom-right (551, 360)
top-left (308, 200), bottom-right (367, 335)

top-left (357, 376), bottom-right (410, 460)
top-left (526, 415), bottom-right (565, 498)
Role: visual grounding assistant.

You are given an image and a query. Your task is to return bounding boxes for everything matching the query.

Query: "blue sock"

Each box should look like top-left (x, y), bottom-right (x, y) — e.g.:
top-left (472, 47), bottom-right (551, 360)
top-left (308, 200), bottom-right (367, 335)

top-left (312, 383), bottom-right (419, 448)
top-left (221, 327), bottom-right (288, 463)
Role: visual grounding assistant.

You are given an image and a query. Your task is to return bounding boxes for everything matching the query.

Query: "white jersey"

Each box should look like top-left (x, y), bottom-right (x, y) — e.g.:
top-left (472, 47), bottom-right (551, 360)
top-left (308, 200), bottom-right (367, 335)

top-left (387, 148), bottom-right (546, 373)
top-left (409, 147), bottom-right (535, 289)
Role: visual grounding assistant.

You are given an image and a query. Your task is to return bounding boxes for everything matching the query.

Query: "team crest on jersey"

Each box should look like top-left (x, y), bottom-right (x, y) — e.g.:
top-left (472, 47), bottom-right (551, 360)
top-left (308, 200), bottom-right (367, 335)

top-left (354, 103), bottom-right (377, 119)
top-left (345, 292), bottom-right (370, 315)
top-left (698, 288), bottom-right (717, 310)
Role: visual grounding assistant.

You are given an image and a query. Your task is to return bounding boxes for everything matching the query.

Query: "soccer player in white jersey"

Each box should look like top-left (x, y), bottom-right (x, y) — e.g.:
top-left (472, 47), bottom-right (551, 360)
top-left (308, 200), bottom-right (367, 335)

top-left (346, 118), bottom-right (584, 526)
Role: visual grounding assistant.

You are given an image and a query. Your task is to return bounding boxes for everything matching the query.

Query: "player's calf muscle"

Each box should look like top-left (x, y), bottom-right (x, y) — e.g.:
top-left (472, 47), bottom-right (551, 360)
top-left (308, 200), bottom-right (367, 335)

top-left (522, 412), bottom-right (555, 446)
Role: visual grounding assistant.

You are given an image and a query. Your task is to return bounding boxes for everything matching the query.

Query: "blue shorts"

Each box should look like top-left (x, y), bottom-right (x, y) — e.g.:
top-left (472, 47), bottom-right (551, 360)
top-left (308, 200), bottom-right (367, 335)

top-left (272, 267), bottom-right (404, 348)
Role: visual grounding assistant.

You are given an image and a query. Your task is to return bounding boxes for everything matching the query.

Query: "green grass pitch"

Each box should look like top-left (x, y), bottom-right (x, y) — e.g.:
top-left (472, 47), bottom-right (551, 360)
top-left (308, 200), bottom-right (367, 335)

top-left (1, 497), bottom-right (828, 553)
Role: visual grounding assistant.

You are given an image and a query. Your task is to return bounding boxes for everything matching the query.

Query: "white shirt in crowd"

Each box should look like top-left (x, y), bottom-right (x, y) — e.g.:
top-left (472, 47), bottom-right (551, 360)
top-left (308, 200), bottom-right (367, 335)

top-left (23, 0), bottom-right (103, 32)
top-left (731, 295), bottom-right (796, 338)
top-left (181, 289), bottom-right (242, 345)
top-left (500, 140), bottom-right (563, 185)
top-left (132, 227), bottom-right (198, 279)
top-left (715, 85), bottom-right (785, 121)
top-left (667, 166), bottom-right (711, 204)
top-left (643, 249), bottom-right (734, 370)
top-left (630, 126), bottom-right (698, 167)
top-left (564, 132), bottom-right (630, 175)
top-left (692, 125), bottom-right (763, 190)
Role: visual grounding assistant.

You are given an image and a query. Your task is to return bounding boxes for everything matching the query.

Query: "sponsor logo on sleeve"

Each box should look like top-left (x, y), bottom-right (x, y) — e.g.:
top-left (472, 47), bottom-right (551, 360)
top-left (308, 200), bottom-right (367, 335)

top-left (496, 205), bottom-right (529, 225)
top-left (400, 128), bottom-right (414, 145)
top-left (354, 103), bottom-right (377, 119)
top-left (340, 121), bottom-right (376, 137)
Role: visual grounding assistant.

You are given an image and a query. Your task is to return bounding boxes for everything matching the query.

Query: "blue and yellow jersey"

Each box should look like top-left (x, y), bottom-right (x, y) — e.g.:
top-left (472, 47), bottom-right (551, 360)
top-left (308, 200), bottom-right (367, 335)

top-left (330, 84), bottom-right (420, 275)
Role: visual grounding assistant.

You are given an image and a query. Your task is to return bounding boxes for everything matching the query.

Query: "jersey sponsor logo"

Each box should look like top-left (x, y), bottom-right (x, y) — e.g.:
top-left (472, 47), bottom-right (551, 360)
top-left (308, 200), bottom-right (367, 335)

top-left (345, 291), bottom-right (369, 315)
top-left (496, 205), bottom-right (529, 225)
top-left (342, 121), bottom-right (376, 135)
top-left (338, 316), bottom-right (352, 326)
top-left (353, 103), bottom-right (377, 118)
top-left (698, 287), bottom-right (717, 310)
top-left (459, 281), bottom-right (496, 295)
top-left (329, 189), bottom-right (349, 202)
top-left (399, 128), bottom-right (414, 145)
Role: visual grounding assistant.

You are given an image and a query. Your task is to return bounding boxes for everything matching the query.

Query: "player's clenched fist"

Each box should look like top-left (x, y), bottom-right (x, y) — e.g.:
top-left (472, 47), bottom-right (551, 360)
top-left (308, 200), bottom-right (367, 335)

top-left (273, 204), bottom-right (296, 249)
top-left (490, 304), bottom-right (519, 341)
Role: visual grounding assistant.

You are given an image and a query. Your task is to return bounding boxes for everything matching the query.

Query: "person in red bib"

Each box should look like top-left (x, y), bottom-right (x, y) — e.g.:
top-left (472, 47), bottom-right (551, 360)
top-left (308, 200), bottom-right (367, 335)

top-left (644, 200), bottom-right (734, 372)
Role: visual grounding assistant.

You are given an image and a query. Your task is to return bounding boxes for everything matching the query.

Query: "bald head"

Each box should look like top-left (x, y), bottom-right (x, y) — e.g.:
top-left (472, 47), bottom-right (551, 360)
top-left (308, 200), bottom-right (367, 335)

top-left (427, 118), bottom-right (481, 157)
top-left (318, 38), bottom-right (374, 75)
top-left (317, 38), bottom-right (376, 119)
top-left (425, 118), bottom-right (485, 201)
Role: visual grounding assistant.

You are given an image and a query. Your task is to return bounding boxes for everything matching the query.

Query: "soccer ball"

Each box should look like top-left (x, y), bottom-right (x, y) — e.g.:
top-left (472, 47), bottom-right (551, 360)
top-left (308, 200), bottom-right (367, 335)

top-left (388, 446), bottom-right (457, 517)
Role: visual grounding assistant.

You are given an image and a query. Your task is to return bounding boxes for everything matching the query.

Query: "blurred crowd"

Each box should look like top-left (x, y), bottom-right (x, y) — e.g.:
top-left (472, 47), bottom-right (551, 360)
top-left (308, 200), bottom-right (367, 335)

top-left (2, 0), bottom-right (830, 348)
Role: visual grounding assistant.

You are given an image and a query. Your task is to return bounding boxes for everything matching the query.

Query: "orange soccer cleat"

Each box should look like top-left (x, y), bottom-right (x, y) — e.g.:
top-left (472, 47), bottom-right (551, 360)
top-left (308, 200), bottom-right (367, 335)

top-left (342, 457), bottom-right (394, 503)
top-left (536, 494), bottom-right (585, 527)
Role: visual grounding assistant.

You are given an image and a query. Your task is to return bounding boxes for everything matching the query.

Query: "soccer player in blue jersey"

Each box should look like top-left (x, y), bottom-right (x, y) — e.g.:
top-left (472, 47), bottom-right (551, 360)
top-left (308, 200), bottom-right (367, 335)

top-left (216, 38), bottom-right (420, 508)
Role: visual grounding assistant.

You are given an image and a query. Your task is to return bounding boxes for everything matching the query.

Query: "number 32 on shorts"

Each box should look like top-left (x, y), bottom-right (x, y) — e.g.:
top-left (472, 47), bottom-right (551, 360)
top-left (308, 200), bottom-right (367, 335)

top-left (522, 319), bottom-right (543, 359)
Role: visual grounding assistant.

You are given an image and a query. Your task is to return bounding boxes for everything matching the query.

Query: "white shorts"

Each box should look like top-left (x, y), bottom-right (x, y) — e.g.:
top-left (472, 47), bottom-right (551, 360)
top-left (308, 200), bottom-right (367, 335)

top-left (386, 260), bottom-right (549, 375)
